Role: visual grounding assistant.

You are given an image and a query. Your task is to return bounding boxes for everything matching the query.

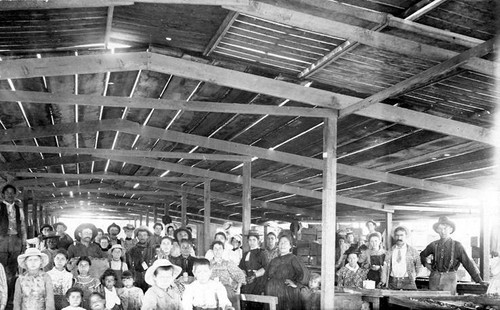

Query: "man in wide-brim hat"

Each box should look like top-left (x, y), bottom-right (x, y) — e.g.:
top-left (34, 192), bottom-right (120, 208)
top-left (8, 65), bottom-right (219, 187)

top-left (53, 221), bottom-right (73, 250)
top-left (107, 222), bottom-right (122, 246)
top-left (128, 225), bottom-right (153, 292)
top-left (420, 216), bottom-right (486, 294)
top-left (121, 223), bottom-right (137, 252)
top-left (67, 223), bottom-right (106, 260)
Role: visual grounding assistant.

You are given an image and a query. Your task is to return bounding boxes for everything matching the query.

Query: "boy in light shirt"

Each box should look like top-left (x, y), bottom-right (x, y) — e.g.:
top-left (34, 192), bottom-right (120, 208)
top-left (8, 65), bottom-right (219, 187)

top-left (182, 258), bottom-right (234, 310)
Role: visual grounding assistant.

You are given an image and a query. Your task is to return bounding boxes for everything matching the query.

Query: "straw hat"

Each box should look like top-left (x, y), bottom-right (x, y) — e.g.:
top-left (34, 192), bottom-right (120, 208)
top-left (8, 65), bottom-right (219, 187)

top-left (53, 222), bottom-right (67, 231)
top-left (43, 231), bottom-right (60, 240)
top-left (122, 224), bottom-right (135, 231)
top-left (134, 226), bottom-right (152, 238)
top-left (109, 244), bottom-right (126, 258)
top-left (433, 216), bottom-right (456, 234)
top-left (245, 229), bottom-right (261, 239)
top-left (144, 259), bottom-right (182, 286)
top-left (17, 248), bottom-right (49, 270)
top-left (107, 223), bottom-right (121, 234)
top-left (174, 227), bottom-right (192, 241)
top-left (74, 223), bottom-right (98, 242)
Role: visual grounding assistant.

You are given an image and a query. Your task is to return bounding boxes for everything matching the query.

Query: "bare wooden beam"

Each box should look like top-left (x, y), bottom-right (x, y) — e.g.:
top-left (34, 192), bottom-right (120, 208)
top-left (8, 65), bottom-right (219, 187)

top-left (0, 53), bottom-right (148, 80)
top-left (224, 1), bottom-right (493, 75)
top-left (0, 0), bottom-right (133, 10)
top-left (0, 90), bottom-right (333, 118)
top-left (181, 192), bottom-right (187, 227)
top-left (27, 186), bottom-right (179, 197)
top-left (403, 0), bottom-right (450, 20)
top-left (340, 38), bottom-right (496, 116)
top-left (242, 161), bottom-right (251, 251)
top-left (134, 0), bottom-right (249, 4)
top-left (15, 172), bottom-right (206, 183)
top-left (104, 6), bottom-right (115, 49)
top-left (0, 155), bottom-right (95, 171)
top-left (385, 212), bottom-right (393, 250)
top-left (204, 11), bottom-right (239, 56)
top-left (203, 180), bottom-right (211, 253)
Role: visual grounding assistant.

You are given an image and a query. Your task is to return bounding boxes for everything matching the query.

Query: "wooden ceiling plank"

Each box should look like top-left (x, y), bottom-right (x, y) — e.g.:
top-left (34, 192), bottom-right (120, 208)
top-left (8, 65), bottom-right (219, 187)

top-left (224, 1), bottom-right (494, 75)
top-left (0, 90), bottom-right (334, 118)
top-left (340, 38), bottom-right (496, 117)
top-left (27, 186), bottom-right (179, 197)
top-left (0, 0), bottom-right (134, 10)
top-left (134, 0), bottom-right (250, 4)
top-left (15, 172), bottom-right (206, 183)
top-left (0, 155), bottom-right (95, 171)
top-left (0, 52), bottom-right (149, 80)
top-left (204, 11), bottom-right (239, 56)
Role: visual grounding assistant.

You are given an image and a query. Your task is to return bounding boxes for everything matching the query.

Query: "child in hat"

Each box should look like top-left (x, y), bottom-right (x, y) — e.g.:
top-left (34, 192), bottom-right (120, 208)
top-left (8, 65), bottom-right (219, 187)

top-left (182, 258), bottom-right (234, 310)
top-left (118, 271), bottom-right (143, 310)
top-left (99, 269), bottom-right (123, 310)
top-left (142, 259), bottom-right (183, 310)
top-left (13, 248), bottom-right (55, 310)
top-left (108, 244), bottom-right (128, 288)
top-left (47, 250), bottom-right (73, 310)
top-left (73, 256), bottom-right (100, 310)
top-left (61, 287), bottom-right (85, 310)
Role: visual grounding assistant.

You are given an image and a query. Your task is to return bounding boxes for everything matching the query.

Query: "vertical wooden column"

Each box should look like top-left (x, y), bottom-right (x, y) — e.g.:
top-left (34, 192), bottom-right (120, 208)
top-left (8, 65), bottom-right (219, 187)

top-left (264, 225), bottom-right (269, 249)
top-left (203, 180), bottom-right (211, 253)
top-left (153, 206), bottom-right (158, 225)
top-left (386, 212), bottom-right (393, 250)
top-left (32, 196), bottom-right (38, 235)
top-left (145, 208), bottom-right (150, 227)
top-left (139, 213), bottom-right (143, 226)
top-left (321, 116), bottom-right (337, 310)
top-left (480, 203), bottom-right (490, 280)
top-left (134, 218), bottom-right (137, 228)
top-left (242, 161), bottom-right (251, 252)
top-left (22, 190), bottom-right (29, 234)
top-left (38, 204), bottom-right (43, 228)
top-left (181, 192), bottom-right (187, 228)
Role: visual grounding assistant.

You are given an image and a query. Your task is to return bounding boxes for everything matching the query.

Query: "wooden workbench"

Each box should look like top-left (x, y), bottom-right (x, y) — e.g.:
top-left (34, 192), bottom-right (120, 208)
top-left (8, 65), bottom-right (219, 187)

top-left (388, 295), bottom-right (500, 309)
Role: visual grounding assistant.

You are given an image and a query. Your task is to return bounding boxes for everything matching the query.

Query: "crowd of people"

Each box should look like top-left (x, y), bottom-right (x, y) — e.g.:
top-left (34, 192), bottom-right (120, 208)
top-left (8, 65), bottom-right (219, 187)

top-left (1, 183), bottom-right (499, 310)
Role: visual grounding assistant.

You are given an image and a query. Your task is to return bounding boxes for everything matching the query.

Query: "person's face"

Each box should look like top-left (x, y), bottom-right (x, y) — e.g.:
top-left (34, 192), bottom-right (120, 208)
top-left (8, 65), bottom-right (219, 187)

top-left (137, 231), bottom-right (149, 243)
top-left (177, 231), bottom-right (188, 241)
top-left (41, 227), bottom-right (52, 236)
top-left (155, 269), bottom-right (174, 290)
top-left (25, 256), bottom-right (42, 271)
top-left (193, 265), bottom-right (211, 284)
top-left (104, 275), bottom-right (116, 290)
top-left (366, 222), bottom-right (376, 232)
top-left (109, 227), bottom-right (119, 237)
top-left (346, 234), bottom-right (354, 244)
top-left (100, 238), bottom-right (109, 249)
top-left (213, 243), bottom-right (224, 259)
top-left (80, 228), bottom-right (93, 243)
top-left (67, 292), bottom-right (82, 307)
top-left (231, 239), bottom-right (240, 249)
top-left (122, 278), bottom-right (134, 288)
top-left (267, 234), bottom-right (277, 249)
top-left (248, 236), bottom-right (259, 249)
top-left (111, 249), bottom-right (122, 261)
top-left (3, 187), bottom-right (16, 203)
top-left (436, 224), bottom-right (452, 239)
top-left (160, 239), bottom-right (172, 254)
top-left (215, 234), bottom-right (226, 243)
top-left (47, 238), bottom-right (58, 250)
top-left (90, 295), bottom-right (105, 310)
top-left (78, 261), bottom-right (90, 276)
top-left (54, 253), bottom-right (67, 270)
top-left (154, 226), bottom-right (162, 235)
top-left (339, 239), bottom-right (345, 246)
top-left (124, 229), bottom-right (133, 238)
top-left (369, 236), bottom-right (381, 250)
top-left (309, 278), bottom-right (320, 290)
top-left (278, 237), bottom-right (292, 255)
top-left (56, 225), bottom-right (65, 234)
top-left (167, 227), bottom-right (174, 235)
top-left (347, 253), bottom-right (358, 267)
top-left (394, 230), bottom-right (407, 245)
top-left (180, 242), bottom-right (192, 257)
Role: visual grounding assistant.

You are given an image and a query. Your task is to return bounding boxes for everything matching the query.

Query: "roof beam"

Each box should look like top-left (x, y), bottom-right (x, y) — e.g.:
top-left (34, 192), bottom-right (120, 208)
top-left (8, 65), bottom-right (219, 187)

top-left (27, 186), bottom-right (179, 197)
top-left (340, 38), bottom-right (496, 116)
top-left (15, 172), bottom-right (206, 183)
top-left (134, 0), bottom-right (250, 4)
top-left (0, 155), bottom-right (95, 171)
top-left (0, 0), bottom-right (133, 10)
top-left (402, 0), bottom-right (450, 20)
top-left (204, 11), bottom-right (239, 56)
top-left (225, 1), bottom-right (494, 75)
top-left (0, 90), bottom-right (333, 118)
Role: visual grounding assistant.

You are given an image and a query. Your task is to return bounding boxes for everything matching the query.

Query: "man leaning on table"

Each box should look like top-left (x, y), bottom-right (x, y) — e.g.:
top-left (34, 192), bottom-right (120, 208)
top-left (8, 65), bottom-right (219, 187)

top-left (420, 216), bottom-right (487, 295)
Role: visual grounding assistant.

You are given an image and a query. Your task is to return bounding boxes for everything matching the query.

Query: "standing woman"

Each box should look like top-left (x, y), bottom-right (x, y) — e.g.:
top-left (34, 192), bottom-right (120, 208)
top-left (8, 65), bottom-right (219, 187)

top-left (265, 234), bottom-right (307, 310)
top-left (364, 232), bottom-right (385, 286)
top-left (239, 230), bottom-right (267, 310)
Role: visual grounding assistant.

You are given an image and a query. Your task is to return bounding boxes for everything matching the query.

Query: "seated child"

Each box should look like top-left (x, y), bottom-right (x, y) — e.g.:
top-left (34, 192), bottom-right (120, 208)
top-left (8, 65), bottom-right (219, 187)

top-left (142, 259), bottom-right (183, 310)
top-left (73, 256), bottom-right (100, 310)
top-left (100, 269), bottom-right (123, 310)
top-left (119, 271), bottom-right (144, 310)
top-left (61, 287), bottom-right (85, 310)
top-left (182, 258), bottom-right (234, 310)
top-left (286, 273), bottom-right (321, 310)
top-left (88, 292), bottom-right (107, 310)
top-left (47, 250), bottom-right (74, 310)
top-left (13, 248), bottom-right (55, 310)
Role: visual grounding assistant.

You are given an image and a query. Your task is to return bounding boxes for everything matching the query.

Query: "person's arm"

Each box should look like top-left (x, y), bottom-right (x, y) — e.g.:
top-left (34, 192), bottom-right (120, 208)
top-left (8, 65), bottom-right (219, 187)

top-left (215, 281), bottom-right (233, 310)
top-left (181, 284), bottom-right (194, 310)
top-left (18, 201), bottom-right (27, 249)
top-left (380, 251), bottom-right (390, 287)
top-left (226, 261), bottom-right (246, 287)
top-left (419, 243), bottom-right (434, 268)
top-left (13, 277), bottom-right (21, 310)
top-left (0, 264), bottom-right (6, 310)
top-left (44, 274), bottom-right (55, 310)
top-left (456, 242), bottom-right (483, 283)
top-left (140, 289), bottom-right (157, 310)
top-left (413, 247), bottom-right (423, 274)
top-left (336, 268), bottom-right (345, 287)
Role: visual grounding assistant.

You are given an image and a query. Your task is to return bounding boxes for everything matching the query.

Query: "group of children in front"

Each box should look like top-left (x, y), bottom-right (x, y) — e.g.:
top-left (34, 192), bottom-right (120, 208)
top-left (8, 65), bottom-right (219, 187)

top-left (10, 246), bottom-right (240, 310)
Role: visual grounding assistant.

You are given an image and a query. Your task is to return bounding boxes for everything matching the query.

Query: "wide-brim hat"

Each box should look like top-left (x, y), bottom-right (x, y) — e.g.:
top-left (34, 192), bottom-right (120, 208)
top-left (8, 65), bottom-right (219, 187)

top-left (74, 223), bottom-right (98, 242)
top-left (43, 231), bottom-right (60, 240)
top-left (17, 248), bottom-right (49, 270)
top-left (134, 226), bottom-right (152, 238)
top-left (40, 224), bottom-right (54, 234)
top-left (231, 234), bottom-right (242, 243)
top-left (107, 222), bottom-right (121, 234)
top-left (53, 222), bottom-right (67, 231)
top-left (144, 259), bottom-right (182, 286)
top-left (174, 227), bottom-right (192, 241)
top-left (393, 226), bottom-right (410, 236)
top-left (123, 224), bottom-right (135, 231)
top-left (365, 219), bottom-right (377, 227)
top-left (245, 229), bottom-right (261, 239)
top-left (433, 216), bottom-right (456, 234)
top-left (109, 244), bottom-right (126, 257)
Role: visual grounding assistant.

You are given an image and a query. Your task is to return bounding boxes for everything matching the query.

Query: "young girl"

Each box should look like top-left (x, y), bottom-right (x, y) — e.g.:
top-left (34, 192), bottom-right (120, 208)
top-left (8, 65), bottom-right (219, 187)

top-left (99, 269), bottom-right (123, 310)
top-left (336, 251), bottom-right (369, 288)
top-left (61, 287), bottom-right (85, 310)
top-left (47, 250), bottom-right (74, 310)
top-left (13, 248), bottom-right (55, 310)
top-left (108, 244), bottom-right (128, 288)
top-left (73, 256), bottom-right (100, 310)
top-left (142, 259), bottom-right (183, 310)
top-left (118, 271), bottom-right (143, 310)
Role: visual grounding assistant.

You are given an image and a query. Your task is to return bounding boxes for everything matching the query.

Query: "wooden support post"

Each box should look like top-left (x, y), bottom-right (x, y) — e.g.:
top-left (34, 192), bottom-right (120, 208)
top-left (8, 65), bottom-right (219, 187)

top-left (38, 204), bottom-right (43, 231)
top-left (386, 212), bottom-right (393, 250)
top-left (153, 206), bottom-right (158, 226)
top-left (264, 225), bottom-right (268, 249)
top-left (242, 161), bottom-right (251, 252)
top-left (134, 218), bottom-right (137, 228)
top-left (146, 208), bottom-right (150, 227)
top-left (181, 192), bottom-right (187, 228)
top-left (23, 190), bottom-right (29, 234)
top-left (321, 116), bottom-right (337, 310)
top-left (139, 213), bottom-right (143, 226)
top-left (480, 203), bottom-right (490, 280)
top-left (204, 180), bottom-right (211, 253)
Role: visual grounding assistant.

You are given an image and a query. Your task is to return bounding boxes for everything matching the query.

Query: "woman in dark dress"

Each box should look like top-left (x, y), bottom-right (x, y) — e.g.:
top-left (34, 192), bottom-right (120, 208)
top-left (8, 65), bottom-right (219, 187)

top-left (364, 232), bottom-right (385, 286)
top-left (265, 234), bottom-right (307, 310)
top-left (239, 230), bottom-right (268, 310)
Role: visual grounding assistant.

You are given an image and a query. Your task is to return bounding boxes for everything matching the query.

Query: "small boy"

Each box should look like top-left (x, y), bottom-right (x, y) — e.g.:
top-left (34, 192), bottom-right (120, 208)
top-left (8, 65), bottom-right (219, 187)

top-left (119, 271), bottom-right (144, 310)
top-left (301, 273), bottom-right (321, 310)
top-left (142, 259), bottom-right (183, 310)
top-left (182, 258), bottom-right (234, 310)
top-left (62, 287), bottom-right (86, 310)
